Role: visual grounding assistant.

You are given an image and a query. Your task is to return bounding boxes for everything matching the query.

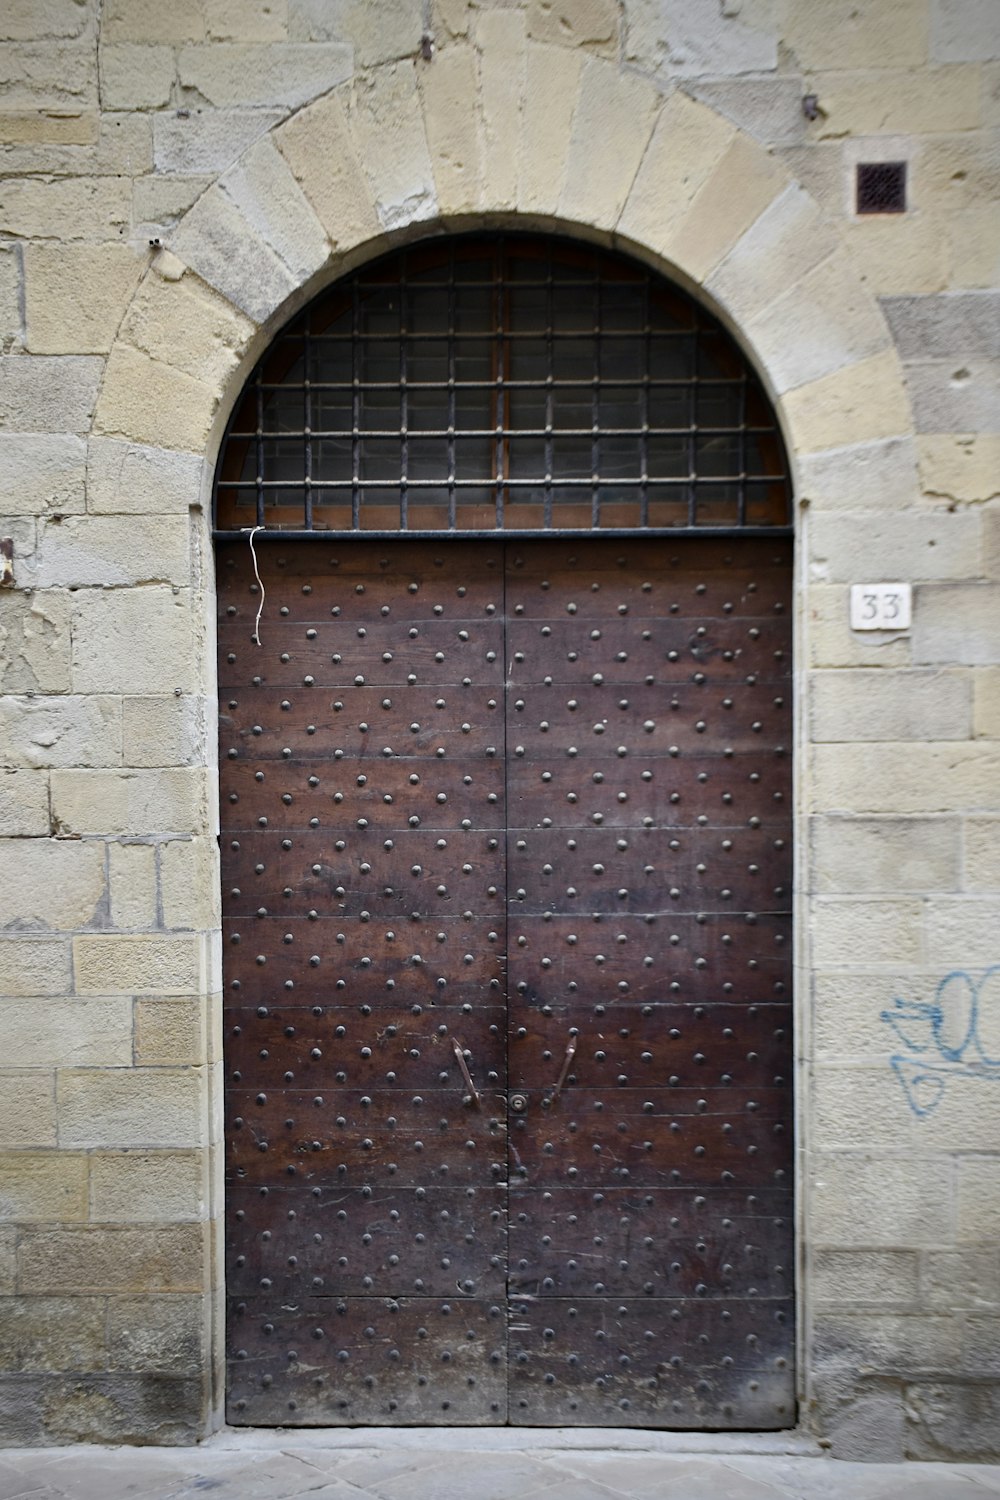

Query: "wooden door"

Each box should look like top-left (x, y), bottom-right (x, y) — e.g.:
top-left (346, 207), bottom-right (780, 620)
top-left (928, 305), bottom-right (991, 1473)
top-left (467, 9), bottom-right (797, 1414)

top-left (219, 537), bottom-right (794, 1428)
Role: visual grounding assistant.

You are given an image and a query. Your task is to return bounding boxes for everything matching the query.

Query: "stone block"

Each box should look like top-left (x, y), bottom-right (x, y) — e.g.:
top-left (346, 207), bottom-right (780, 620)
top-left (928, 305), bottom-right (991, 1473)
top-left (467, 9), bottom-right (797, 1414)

top-left (907, 359), bottom-right (1000, 435)
top-left (814, 1312), bottom-right (961, 1371)
top-left (0, 1229), bottom-right (15, 1294)
top-left (17, 1225), bottom-right (206, 1294)
top-left (0, 591), bottom-right (73, 694)
top-left (814, 1378), bottom-right (906, 1462)
top-left (819, 63), bottom-right (981, 136)
top-left (1, 0), bottom-right (94, 40)
top-left (947, 201), bottom-right (1000, 289)
top-left (0, 244), bottom-right (22, 353)
top-left (964, 815), bottom-right (1000, 889)
top-left (526, 0), bottom-right (617, 54)
top-left (348, 62), bottom-right (437, 231)
top-left (134, 997), bottom-right (208, 1066)
top-left (840, 214), bottom-right (948, 297)
top-left (0, 177), bottom-right (131, 243)
top-left (656, 130), bottom-right (788, 284)
top-left (87, 438), bottom-right (204, 516)
top-left (0, 356), bottom-right (102, 435)
top-left (809, 668), bottom-right (973, 743)
top-left (0, 1152), bottom-right (88, 1223)
top-left (98, 44), bottom-right (175, 110)
top-left (924, 1250), bottom-right (1000, 1311)
top-left (36, 514), bottom-right (192, 590)
top-left (167, 184), bottom-right (296, 326)
top-left (419, 44), bottom-right (482, 217)
top-left (0, 515), bottom-right (39, 592)
top-left (746, 251), bottom-right (888, 396)
top-left (905, 1380), bottom-right (1000, 1461)
top-left (0, 1072), bottom-right (57, 1146)
top-left (689, 76), bottom-right (809, 149)
top-left (918, 434), bottom-right (1000, 504)
top-left (58, 1068), bottom-right (205, 1150)
top-left (783, 0), bottom-right (928, 69)
top-left (93, 344), bottom-right (219, 453)
top-left (0, 42), bottom-right (98, 112)
top-left (0, 111), bottom-right (152, 179)
top-left (810, 898), bottom-right (923, 966)
top-left (810, 1150), bottom-right (953, 1246)
top-left (818, 1063), bottom-right (1000, 1152)
top-left (4, 691), bottom-right (118, 772)
top-left (974, 667), bottom-right (1000, 738)
top-left (882, 291), bottom-right (1000, 363)
top-left (913, 584), bottom-right (1000, 666)
top-left (624, 0), bottom-right (778, 78)
top-left (0, 434), bottom-right (86, 516)
top-left (923, 896), bottom-right (1000, 965)
top-left (517, 42), bottom-right (583, 216)
top-left (220, 135), bottom-right (330, 284)
top-left (957, 1155), bottom-right (1000, 1242)
top-left (107, 1294), bottom-right (207, 1375)
top-left (0, 771), bottom-right (50, 837)
top-left (122, 696), bottom-right (209, 770)
top-left (797, 436), bottom-right (919, 513)
top-left (0, 1370), bottom-right (206, 1446)
top-left (120, 267), bottom-right (255, 396)
top-left (810, 742), bottom-right (1000, 813)
top-left (784, 350), bottom-right (912, 453)
top-left (619, 91), bottom-right (735, 257)
top-left (103, 0), bottom-right (207, 41)
top-left (706, 183), bottom-right (838, 330)
top-left (109, 843), bottom-right (158, 930)
top-left (160, 837), bottom-right (219, 930)
top-left (0, 836), bottom-right (106, 929)
top-left (559, 59), bottom-right (659, 231)
top-left (932, 0), bottom-right (1000, 61)
top-left (72, 934), bottom-right (202, 995)
top-left (807, 583), bottom-right (914, 669)
top-left (51, 768), bottom-right (206, 838)
top-left (89, 1150), bottom-right (207, 1222)
top-left (813, 970), bottom-right (937, 1058)
top-left (153, 108), bottom-right (285, 174)
top-left (476, 13), bottom-right (525, 214)
top-left (275, 88), bottom-right (382, 251)
top-left (71, 587), bottom-right (194, 695)
top-left (0, 112), bottom-right (98, 147)
top-left (206, 0), bottom-right (288, 42)
top-left (813, 1249), bottom-right (920, 1308)
top-left (25, 243), bottom-right (146, 356)
top-left (811, 814), bottom-right (962, 893)
top-left (0, 997), bottom-right (133, 1068)
top-left (177, 42), bottom-right (352, 108)
top-left (0, 1297), bottom-right (108, 1374)
top-left (0, 939), bottom-right (70, 998)
top-left (133, 174), bottom-right (214, 231)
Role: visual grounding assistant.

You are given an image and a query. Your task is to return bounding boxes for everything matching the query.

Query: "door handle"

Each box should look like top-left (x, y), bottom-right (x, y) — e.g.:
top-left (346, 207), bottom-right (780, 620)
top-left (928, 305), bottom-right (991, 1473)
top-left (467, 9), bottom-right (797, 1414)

top-left (451, 1038), bottom-right (481, 1108)
top-left (542, 1034), bottom-right (578, 1106)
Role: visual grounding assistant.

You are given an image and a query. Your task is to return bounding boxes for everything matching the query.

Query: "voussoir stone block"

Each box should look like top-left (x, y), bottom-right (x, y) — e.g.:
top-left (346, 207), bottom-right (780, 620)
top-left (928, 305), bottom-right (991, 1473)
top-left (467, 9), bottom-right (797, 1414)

top-left (220, 135), bottom-right (331, 285)
top-left (275, 87), bottom-right (382, 251)
top-left (419, 44), bottom-right (482, 217)
top-left (119, 268), bottom-right (256, 395)
top-left (559, 59), bottom-right (659, 230)
top-left (348, 62), bottom-right (438, 231)
top-left (477, 12), bottom-right (526, 212)
top-left (517, 42), bottom-right (583, 215)
top-left (167, 184), bottom-right (296, 327)
top-left (705, 182), bottom-right (839, 329)
top-left (94, 345), bottom-right (219, 453)
top-left (784, 349), bottom-right (912, 453)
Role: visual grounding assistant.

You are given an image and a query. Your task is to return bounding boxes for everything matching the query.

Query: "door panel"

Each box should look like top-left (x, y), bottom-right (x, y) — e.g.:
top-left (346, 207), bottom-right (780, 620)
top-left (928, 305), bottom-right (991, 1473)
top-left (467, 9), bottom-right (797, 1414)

top-left (219, 536), bottom-right (794, 1429)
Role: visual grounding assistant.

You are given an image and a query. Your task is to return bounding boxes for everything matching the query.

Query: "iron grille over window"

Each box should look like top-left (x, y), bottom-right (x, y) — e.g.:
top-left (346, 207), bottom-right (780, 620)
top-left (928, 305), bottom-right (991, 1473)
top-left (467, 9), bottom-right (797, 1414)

top-left (214, 234), bottom-right (792, 537)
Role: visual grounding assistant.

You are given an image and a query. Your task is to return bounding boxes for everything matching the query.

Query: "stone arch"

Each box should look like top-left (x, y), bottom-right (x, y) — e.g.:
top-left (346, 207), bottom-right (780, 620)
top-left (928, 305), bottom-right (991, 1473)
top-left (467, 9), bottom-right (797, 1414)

top-left (91, 45), bottom-right (916, 509)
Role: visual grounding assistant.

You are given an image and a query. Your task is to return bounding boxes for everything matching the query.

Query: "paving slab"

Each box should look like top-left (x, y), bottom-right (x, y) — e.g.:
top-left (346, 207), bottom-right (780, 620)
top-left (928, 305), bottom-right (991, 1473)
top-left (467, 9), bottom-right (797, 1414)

top-left (0, 1439), bottom-right (997, 1500)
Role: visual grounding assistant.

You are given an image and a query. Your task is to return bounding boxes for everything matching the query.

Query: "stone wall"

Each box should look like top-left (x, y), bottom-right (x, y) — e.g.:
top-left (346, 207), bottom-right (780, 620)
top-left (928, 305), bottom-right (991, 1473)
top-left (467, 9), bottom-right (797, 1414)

top-left (1, 0), bottom-right (998, 1458)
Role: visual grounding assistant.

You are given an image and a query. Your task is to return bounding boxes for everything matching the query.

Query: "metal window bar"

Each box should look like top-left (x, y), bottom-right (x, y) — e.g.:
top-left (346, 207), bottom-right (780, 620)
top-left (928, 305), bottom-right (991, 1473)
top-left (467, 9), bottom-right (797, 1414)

top-left (213, 233), bottom-right (792, 539)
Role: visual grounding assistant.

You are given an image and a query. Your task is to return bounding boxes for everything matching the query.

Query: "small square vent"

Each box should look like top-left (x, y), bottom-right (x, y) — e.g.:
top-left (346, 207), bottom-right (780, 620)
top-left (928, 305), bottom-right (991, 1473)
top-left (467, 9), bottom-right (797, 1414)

top-left (856, 161), bottom-right (907, 214)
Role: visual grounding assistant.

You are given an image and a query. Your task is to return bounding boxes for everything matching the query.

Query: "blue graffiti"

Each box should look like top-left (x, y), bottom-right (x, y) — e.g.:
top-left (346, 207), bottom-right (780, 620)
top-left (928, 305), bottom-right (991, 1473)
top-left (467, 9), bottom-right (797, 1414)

top-left (881, 965), bottom-right (1000, 1117)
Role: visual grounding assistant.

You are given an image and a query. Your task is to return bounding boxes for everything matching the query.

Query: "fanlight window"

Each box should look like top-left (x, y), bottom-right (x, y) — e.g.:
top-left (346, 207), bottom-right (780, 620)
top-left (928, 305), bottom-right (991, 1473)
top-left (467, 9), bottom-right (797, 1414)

top-left (214, 234), bottom-right (791, 536)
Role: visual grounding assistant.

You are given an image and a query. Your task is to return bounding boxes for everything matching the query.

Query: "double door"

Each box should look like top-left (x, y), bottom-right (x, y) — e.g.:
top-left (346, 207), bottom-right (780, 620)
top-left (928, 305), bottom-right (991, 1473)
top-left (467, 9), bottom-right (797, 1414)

top-left (219, 537), bottom-right (794, 1427)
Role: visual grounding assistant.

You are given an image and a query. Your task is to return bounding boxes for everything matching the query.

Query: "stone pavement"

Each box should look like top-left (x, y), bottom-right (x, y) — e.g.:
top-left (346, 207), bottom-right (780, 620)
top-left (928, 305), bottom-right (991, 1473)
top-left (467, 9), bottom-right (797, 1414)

top-left (0, 1432), bottom-right (999, 1500)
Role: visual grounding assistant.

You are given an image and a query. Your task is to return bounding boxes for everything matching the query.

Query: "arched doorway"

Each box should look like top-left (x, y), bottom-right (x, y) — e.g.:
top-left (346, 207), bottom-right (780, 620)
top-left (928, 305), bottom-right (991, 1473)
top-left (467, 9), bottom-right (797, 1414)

top-left (216, 233), bottom-right (794, 1428)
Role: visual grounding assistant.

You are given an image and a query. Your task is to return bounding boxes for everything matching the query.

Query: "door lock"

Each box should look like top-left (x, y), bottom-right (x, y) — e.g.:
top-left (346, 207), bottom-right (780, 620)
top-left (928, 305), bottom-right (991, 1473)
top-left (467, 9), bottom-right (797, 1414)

top-left (509, 1093), bottom-right (528, 1114)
